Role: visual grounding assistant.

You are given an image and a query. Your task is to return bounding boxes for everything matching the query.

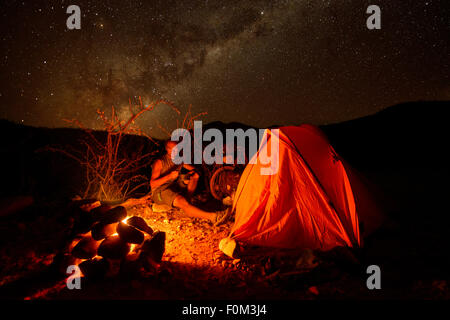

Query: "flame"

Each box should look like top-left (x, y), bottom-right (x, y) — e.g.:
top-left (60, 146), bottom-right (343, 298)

top-left (121, 216), bottom-right (130, 224)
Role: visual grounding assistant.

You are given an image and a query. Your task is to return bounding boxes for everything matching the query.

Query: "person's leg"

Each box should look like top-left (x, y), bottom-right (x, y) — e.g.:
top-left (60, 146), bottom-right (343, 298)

top-left (186, 172), bottom-right (199, 198)
top-left (173, 195), bottom-right (216, 222)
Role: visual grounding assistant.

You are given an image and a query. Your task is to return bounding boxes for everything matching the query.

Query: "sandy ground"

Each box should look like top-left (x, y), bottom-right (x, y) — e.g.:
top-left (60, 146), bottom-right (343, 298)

top-left (0, 197), bottom-right (449, 300)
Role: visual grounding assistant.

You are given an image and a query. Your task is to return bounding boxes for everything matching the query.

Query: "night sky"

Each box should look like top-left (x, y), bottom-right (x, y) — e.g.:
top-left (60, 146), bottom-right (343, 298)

top-left (0, 0), bottom-right (449, 138)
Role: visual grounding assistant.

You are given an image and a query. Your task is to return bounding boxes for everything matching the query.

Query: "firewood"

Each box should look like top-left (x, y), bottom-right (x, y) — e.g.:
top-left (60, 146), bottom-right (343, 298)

top-left (117, 222), bottom-right (144, 244)
top-left (120, 253), bottom-right (142, 278)
top-left (97, 235), bottom-right (130, 260)
top-left (79, 257), bottom-right (110, 279)
top-left (91, 222), bottom-right (118, 241)
top-left (73, 208), bottom-right (95, 234)
top-left (140, 231), bottom-right (165, 263)
top-left (125, 216), bottom-right (153, 235)
top-left (91, 204), bottom-right (112, 222)
top-left (100, 206), bottom-right (127, 224)
top-left (71, 236), bottom-right (101, 259)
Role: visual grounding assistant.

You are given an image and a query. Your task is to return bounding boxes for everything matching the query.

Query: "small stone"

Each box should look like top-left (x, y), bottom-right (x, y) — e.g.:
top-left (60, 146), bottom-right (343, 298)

top-left (219, 238), bottom-right (239, 259)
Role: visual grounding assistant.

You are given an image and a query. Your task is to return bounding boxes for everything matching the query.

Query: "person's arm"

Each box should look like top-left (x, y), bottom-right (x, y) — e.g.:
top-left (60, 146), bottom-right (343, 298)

top-left (182, 163), bottom-right (196, 172)
top-left (150, 160), bottom-right (179, 190)
top-left (182, 163), bottom-right (200, 178)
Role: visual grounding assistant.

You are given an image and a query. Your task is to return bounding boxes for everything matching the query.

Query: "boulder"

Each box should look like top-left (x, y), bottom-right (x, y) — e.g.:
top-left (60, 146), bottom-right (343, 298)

top-left (125, 216), bottom-right (153, 235)
top-left (91, 222), bottom-right (118, 241)
top-left (117, 222), bottom-right (144, 244)
top-left (71, 236), bottom-right (101, 259)
top-left (97, 235), bottom-right (130, 260)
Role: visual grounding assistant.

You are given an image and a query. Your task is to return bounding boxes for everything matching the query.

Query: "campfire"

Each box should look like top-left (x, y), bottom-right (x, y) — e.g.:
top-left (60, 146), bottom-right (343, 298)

top-left (62, 200), bottom-right (165, 280)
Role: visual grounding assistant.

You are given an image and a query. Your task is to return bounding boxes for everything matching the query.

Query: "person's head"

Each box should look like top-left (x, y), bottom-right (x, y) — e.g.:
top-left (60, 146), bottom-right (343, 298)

top-left (165, 140), bottom-right (178, 156)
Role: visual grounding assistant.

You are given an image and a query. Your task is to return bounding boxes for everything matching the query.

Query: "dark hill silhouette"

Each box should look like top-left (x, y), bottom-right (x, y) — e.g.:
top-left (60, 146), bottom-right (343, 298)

top-left (321, 100), bottom-right (449, 170)
top-left (0, 100), bottom-right (448, 200)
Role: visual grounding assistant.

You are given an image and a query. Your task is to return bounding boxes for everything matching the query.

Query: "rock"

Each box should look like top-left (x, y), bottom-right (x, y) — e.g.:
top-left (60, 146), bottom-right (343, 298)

top-left (152, 203), bottom-right (171, 213)
top-left (117, 222), bottom-right (144, 244)
top-left (71, 236), bottom-right (101, 259)
top-left (97, 235), bottom-right (130, 260)
top-left (100, 206), bottom-right (127, 224)
top-left (91, 222), bottom-right (118, 241)
top-left (126, 216), bottom-right (153, 235)
top-left (140, 231), bottom-right (166, 263)
top-left (91, 204), bottom-right (112, 222)
top-left (219, 238), bottom-right (239, 259)
top-left (79, 257), bottom-right (110, 279)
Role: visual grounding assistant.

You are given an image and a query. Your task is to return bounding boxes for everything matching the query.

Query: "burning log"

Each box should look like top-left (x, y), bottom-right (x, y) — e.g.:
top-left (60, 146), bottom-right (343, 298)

top-left (73, 209), bottom-right (95, 235)
top-left (91, 222), bottom-right (119, 241)
top-left (79, 257), bottom-right (110, 279)
top-left (97, 235), bottom-right (130, 260)
top-left (140, 231), bottom-right (165, 263)
top-left (120, 252), bottom-right (142, 279)
top-left (71, 236), bottom-right (101, 259)
top-left (117, 222), bottom-right (144, 244)
top-left (91, 204), bottom-right (112, 222)
top-left (100, 206), bottom-right (127, 224)
top-left (125, 216), bottom-right (153, 235)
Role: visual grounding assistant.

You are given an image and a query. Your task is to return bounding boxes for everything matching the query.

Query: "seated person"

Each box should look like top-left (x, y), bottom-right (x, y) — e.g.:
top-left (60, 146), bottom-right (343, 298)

top-left (150, 140), bottom-right (228, 225)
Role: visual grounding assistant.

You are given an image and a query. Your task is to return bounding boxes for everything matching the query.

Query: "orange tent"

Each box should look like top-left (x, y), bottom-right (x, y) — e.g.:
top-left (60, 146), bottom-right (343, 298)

top-left (229, 125), bottom-right (384, 251)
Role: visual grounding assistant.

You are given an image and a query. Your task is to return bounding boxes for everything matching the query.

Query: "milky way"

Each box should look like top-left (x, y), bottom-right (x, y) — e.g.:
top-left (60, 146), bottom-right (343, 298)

top-left (0, 0), bottom-right (449, 138)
